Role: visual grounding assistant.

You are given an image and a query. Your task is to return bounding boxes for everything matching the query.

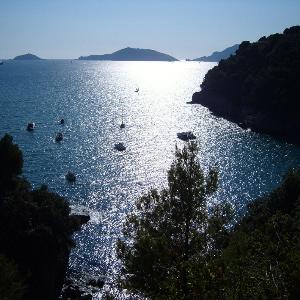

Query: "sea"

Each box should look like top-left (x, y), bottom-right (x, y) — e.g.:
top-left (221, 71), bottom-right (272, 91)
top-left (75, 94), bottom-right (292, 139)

top-left (1, 60), bottom-right (300, 290)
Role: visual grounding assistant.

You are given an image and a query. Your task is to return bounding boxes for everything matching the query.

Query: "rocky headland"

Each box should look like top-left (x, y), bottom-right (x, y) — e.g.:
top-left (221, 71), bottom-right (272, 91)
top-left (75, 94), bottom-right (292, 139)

top-left (191, 26), bottom-right (300, 145)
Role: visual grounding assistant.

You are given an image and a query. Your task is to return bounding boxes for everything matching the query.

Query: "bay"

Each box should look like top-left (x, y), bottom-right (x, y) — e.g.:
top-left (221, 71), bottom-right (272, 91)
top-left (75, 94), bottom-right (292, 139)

top-left (0, 60), bottom-right (299, 281)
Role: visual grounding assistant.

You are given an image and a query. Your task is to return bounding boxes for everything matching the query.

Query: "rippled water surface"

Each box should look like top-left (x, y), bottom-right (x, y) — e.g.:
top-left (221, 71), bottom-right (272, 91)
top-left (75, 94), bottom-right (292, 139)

top-left (1, 60), bottom-right (300, 281)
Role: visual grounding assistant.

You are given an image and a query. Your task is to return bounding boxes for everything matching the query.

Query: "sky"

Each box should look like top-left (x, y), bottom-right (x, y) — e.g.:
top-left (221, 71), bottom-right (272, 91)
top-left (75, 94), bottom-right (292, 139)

top-left (1, 0), bottom-right (300, 59)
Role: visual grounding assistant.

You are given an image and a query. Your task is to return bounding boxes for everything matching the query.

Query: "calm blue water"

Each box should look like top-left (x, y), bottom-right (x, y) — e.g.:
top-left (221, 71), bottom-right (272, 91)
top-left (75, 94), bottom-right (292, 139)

top-left (1, 60), bottom-right (300, 283)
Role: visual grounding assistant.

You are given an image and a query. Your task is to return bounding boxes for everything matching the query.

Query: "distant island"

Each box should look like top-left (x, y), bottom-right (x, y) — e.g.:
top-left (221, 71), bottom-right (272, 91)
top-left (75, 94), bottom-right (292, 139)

top-left (78, 47), bottom-right (178, 61)
top-left (191, 26), bottom-right (300, 145)
top-left (192, 44), bottom-right (239, 62)
top-left (13, 53), bottom-right (42, 60)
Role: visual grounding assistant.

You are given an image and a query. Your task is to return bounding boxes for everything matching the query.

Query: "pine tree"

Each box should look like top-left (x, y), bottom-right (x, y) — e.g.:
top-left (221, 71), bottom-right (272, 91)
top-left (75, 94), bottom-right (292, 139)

top-left (117, 142), bottom-right (232, 299)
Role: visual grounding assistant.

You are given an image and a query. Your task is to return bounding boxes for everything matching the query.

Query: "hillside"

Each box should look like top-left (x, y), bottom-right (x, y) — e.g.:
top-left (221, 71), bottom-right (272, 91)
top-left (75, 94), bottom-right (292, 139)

top-left (0, 134), bottom-right (88, 300)
top-left (193, 44), bottom-right (239, 62)
top-left (13, 53), bottom-right (42, 60)
top-left (191, 26), bottom-right (300, 145)
top-left (78, 47), bottom-right (178, 61)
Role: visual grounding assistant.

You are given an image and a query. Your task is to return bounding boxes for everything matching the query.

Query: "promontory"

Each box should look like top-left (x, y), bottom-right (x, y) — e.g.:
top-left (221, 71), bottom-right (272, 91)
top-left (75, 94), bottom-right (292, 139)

top-left (191, 26), bottom-right (300, 145)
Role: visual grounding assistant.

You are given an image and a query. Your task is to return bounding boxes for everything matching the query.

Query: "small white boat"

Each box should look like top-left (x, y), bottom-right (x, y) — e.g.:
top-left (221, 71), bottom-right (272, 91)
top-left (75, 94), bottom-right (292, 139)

top-left (114, 142), bottom-right (126, 151)
top-left (55, 132), bottom-right (63, 142)
top-left (177, 131), bottom-right (196, 141)
top-left (65, 171), bottom-right (76, 182)
top-left (27, 122), bottom-right (35, 131)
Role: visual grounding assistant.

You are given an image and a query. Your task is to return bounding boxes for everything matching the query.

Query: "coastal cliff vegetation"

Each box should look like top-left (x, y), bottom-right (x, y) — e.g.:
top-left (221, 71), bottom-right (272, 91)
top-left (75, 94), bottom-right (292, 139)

top-left (114, 142), bottom-right (300, 299)
top-left (192, 26), bottom-right (300, 145)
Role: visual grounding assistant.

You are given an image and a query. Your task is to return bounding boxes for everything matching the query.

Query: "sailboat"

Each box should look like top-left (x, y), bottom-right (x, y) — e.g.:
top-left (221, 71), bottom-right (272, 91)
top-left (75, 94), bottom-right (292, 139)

top-left (115, 101), bottom-right (126, 151)
top-left (120, 106), bottom-right (125, 128)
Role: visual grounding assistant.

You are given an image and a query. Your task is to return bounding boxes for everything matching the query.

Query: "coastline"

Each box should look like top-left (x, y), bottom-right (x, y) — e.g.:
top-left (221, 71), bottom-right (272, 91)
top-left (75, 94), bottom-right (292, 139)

top-left (190, 91), bottom-right (300, 146)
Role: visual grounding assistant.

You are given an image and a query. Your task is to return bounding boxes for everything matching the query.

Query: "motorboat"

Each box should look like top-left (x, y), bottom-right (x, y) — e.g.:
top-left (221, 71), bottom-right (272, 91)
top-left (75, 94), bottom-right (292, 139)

top-left (60, 118), bottom-right (65, 124)
top-left (177, 131), bottom-right (196, 141)
top-left (26, 122), bottom-right (35, 131)
top-left (134, 88), bottom-right (139, 93)
top-left (55, 132), bottom-right (63, 142)
top-left (114, 142), bottom-right (126, 151)
top-left (65, 171), bottom-right (76, 182)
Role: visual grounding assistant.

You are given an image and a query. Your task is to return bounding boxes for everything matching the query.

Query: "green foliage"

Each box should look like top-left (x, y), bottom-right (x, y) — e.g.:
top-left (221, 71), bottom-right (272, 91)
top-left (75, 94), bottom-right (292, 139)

top-left (117, 142), bottom-right (232, 299)
top-left (222, 168), bottom-right (300, 299)
top-left (0, 255), bottom-right (25, 300)
top-left (0, 134), bottom-right (81, 300)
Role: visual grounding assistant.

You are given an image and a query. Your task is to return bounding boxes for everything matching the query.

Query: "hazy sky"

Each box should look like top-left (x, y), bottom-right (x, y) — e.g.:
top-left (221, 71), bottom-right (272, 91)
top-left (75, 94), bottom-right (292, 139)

top-left (1, 0), bottom-right (300, 59)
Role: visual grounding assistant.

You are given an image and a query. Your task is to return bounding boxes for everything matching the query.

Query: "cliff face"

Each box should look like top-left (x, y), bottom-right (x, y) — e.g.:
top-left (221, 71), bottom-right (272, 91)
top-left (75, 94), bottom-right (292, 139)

top-left (192, 26), bottom-right (300, 145)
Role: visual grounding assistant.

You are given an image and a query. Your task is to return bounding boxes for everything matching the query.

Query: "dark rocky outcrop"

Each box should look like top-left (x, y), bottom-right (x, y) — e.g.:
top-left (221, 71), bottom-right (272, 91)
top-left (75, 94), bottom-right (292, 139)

top-left (87, 276), bottom-right (105, 289)
top-left (61, 283), bottom-right (92, 300)
top-left (193, 44), bottom-right (239, 62)
top-left (191, 26), bottom-right (300, 145)
top-left (78, 47), bottom-right (178, 61)
top-left (61, 275), bottom-right (105, 299)
top-left (72, 213), bottom-right (90, 226)
top-left (13, 53), bottom-right (42, 60)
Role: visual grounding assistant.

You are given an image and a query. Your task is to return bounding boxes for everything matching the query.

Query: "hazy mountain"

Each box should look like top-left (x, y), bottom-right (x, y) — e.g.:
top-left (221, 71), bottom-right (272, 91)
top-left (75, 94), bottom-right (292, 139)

top-left (193, 44), bottom-right (239, 62)
top-left (78, 47), bottom-right (178, 61)
top-left (13, 53), bottom-right (42, 60)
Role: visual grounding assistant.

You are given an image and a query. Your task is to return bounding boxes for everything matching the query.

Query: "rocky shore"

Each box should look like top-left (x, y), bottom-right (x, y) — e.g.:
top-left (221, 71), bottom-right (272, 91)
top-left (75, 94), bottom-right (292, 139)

top-left (191, 91), bottom-right (300, 145)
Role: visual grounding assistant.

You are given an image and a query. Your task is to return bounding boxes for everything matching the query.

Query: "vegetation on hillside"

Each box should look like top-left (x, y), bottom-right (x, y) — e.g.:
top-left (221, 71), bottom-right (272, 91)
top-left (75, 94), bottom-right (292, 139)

top-left (192, 26), bottom-right (300, 144)
top-left (116, 142), bottom-right (300, 299)
top-left (0, 134), bottom-right (82, 300)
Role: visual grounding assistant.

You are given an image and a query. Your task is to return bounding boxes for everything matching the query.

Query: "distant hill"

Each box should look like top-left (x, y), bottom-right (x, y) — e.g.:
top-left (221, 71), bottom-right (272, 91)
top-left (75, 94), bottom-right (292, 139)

top-left (191, 26), bottom-right (300, 145)
top-left (193, 44), bottom-right (239, 62)
top-left (78, 47), bottom-right (178, 61)
top-left (14, 53), bottom-right (42, 60)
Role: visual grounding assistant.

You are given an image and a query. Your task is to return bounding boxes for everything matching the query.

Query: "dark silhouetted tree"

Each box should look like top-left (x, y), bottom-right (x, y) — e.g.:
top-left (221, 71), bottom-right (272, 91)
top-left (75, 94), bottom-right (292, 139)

top-left (117, 142), bottom-right (232, 299)
top-left (0, 134), bottom-right (82, 300)
top-left (0, 134), bottom-right (23, 193)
